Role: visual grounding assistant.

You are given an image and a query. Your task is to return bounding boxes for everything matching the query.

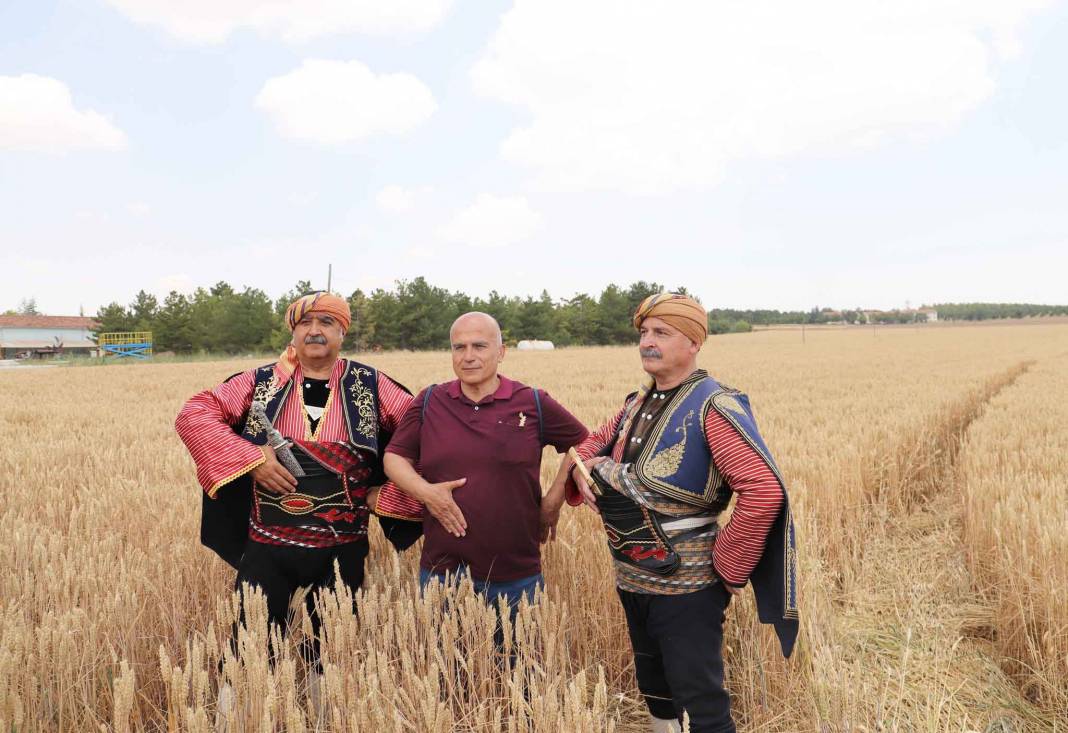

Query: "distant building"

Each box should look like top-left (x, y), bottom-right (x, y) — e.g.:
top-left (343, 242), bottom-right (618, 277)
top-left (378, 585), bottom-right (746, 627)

top-left (516, 340), bottom-right (555, 351)
top-left (919, 309), bottom-right (938, 322)
top-left (0, 315), bottom-right (99, 359)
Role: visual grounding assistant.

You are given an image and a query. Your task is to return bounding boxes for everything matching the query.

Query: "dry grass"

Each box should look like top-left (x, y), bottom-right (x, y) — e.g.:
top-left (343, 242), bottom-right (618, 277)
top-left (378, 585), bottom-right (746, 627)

top-left (960, 354), bottom-right (1068, 721)
top-left (1, 324), bottom-right (1067, 731)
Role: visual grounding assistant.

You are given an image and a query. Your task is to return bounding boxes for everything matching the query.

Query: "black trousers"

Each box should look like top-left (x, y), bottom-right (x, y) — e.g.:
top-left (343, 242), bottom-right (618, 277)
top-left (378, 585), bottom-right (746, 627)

top-left (233, 539), bottom-right (368, 670)
top-left (618, 584), bottom-right (735, 733)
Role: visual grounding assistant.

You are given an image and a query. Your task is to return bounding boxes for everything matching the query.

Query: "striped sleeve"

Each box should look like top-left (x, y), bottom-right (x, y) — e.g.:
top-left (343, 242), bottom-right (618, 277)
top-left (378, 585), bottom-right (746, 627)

top-left (374, 373), bottom-right (423, 519)
top-left (706, 409), bottom-right (785, 587)
top-left (563, 406), bottom-right (626, 505)
top-left (377, 373), bottom-right (414, 433)
top-left (175, 369), bottom-right (265, 497)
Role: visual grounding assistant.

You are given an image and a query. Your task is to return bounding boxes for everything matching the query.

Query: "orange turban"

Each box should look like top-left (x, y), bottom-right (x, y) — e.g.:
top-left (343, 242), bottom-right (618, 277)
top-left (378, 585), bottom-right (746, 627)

top-left (633, 293), bottom-right (707, 346)
top-left (284, 292), bottom-right (351, 333)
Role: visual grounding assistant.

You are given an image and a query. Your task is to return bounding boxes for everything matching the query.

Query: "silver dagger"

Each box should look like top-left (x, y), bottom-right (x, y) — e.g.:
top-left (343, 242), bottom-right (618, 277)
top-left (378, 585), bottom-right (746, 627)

top-left (249, 401), bottom-right (306, 477)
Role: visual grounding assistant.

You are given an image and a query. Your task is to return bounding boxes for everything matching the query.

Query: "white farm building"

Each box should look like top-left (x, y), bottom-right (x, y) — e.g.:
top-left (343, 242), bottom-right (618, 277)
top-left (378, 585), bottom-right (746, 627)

top-left (0, 315), bottom-right (99, 359)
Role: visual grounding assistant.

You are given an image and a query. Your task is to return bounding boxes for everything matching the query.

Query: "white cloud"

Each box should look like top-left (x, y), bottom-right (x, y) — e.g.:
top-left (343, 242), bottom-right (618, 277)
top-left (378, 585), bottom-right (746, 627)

top-left (375, 184), bottom-right (433, 214)
top-left (472, 0), bottom-right (1054, 194)
top-left (0, 74), bottom-right (126, 153)
top-left (256, 60), bottom-right (436, 144)
top-left (438, 193), bottom-right (541, 248)
top-left (103, 0), bottom-right (452, 44)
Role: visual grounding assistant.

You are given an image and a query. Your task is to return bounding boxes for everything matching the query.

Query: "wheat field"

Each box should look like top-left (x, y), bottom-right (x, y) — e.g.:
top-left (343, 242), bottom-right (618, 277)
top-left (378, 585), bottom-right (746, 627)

top-left (2, 323), bottom-right (1067, 732)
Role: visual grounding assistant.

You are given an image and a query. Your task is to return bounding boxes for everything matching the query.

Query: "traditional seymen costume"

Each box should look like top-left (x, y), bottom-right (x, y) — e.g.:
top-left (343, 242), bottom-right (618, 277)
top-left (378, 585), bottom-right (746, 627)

top-left (176, 292), bottom-right (419, 666)
top-left (567, 294), bottom-right (798, 733)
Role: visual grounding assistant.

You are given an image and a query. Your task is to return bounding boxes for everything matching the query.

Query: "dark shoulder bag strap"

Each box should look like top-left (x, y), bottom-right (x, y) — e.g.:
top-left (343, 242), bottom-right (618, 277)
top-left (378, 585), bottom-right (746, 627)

top-left (421, 384), bottom-right (436, 422)
top-left (532, 387), bottom-right (544, 445)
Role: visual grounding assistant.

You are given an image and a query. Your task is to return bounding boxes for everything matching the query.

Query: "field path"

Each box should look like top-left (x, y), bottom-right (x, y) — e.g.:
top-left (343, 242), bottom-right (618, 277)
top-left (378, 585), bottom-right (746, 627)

top-left (818, 362), bottom-right (1053, 732)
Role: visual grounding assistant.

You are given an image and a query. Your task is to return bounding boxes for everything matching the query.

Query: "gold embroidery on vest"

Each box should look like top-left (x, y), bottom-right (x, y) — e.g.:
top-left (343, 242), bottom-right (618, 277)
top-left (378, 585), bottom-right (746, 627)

top-left (348, 366), bottom-right (377, 439)
top-left (247, 375), bottom-right (282, 437)
top-left (713, 393), bottom-right (747, 420)
top-left (646, 409), bottom-right (694, 478)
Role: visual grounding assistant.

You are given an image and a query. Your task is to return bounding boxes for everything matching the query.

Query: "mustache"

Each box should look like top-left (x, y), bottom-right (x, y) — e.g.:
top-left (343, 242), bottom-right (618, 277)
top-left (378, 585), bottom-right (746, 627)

top-left (640, 348), bottom-right (661, 359)
top-left (303, 335), bottom-right (328, 345)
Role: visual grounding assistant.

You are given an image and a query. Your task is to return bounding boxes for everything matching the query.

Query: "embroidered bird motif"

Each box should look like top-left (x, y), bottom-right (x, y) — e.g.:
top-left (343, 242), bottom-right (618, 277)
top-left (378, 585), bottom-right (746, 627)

top-left (646, 410), bottom-right (694, 478)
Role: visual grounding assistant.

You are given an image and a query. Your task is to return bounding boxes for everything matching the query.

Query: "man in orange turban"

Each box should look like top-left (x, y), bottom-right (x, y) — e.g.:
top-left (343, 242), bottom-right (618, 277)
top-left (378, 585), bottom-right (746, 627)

top-left (562, 292), bottom-right (797, 733)
top-left (176, 290), bottom-right (418, 720)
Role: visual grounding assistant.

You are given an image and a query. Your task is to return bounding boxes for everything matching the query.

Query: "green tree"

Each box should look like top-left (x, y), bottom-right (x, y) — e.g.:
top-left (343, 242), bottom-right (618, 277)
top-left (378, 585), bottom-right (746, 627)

top-left (154, 292), bottom-right (195, 352)
top-left (94, 302), bottom-right (134, 333)
top-left (515, 290), bottom-right (555, 341)
top-left (17, 297), bottom-right (40, 316)
top-left (130, 290), bottom-right (159, 331)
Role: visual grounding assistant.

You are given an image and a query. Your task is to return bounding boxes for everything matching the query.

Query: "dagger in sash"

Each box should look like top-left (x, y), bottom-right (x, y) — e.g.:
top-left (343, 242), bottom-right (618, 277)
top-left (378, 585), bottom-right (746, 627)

top-left (249, 401), bottom-right (306, 477)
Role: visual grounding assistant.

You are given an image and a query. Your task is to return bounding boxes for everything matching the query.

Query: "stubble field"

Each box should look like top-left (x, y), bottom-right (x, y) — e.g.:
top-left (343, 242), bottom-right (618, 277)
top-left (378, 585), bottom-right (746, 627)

top-left (2, 323), bottom-right (1067, 732)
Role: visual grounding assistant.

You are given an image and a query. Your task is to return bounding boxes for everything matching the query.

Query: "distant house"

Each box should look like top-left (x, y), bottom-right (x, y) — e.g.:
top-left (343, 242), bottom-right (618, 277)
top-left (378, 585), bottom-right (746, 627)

top-left (919, 309), bottom-right (938, 322)
top-left (0, 315), bottom-right (99, 359)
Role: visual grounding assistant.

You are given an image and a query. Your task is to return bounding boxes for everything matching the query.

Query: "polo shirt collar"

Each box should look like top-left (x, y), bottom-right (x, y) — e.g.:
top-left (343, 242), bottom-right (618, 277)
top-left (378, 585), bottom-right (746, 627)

top-left (446, 374), bottom-right (515, 403)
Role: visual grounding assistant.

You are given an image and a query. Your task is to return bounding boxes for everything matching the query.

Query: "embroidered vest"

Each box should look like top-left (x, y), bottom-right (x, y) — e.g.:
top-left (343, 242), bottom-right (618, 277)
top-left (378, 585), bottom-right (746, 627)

top-left (629, 375), bottom-right (727, 509)
top-left (242, 359), bottom-right (383, 456)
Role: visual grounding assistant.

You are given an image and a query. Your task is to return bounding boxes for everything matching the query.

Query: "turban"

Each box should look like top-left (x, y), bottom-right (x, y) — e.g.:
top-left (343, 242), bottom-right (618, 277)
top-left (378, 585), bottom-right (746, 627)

top-left (284, 292), bottom-right (351, 333)
top-left (633, 293), bottom-right (707, 346)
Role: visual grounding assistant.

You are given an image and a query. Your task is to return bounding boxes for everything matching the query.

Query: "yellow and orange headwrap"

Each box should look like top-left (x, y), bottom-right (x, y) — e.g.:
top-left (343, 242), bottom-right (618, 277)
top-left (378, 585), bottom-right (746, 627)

top-left (633, 292), bottom-right (708, 347)
top-left (277, 292), bottom-right (352, 377)
top-left (284, 292), bottom-right (351, 333)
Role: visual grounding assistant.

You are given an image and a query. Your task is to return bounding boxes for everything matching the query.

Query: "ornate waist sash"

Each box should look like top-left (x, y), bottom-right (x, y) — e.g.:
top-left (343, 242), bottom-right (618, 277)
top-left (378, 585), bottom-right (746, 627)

top-left (254, 447), bottom-right (365, 531)
top-left (593, 461), bottom-right (715, 577)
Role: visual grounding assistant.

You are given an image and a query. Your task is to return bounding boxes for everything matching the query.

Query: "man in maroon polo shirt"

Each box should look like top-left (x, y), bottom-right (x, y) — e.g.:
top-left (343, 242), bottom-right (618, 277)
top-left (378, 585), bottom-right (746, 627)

top-left (383, 312), bottom-right (587, 613)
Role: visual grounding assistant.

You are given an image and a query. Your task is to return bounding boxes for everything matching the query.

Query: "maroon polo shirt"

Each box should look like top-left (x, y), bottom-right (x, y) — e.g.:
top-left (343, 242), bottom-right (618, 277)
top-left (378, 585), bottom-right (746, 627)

top-left (386, 375), bottom-right (588, 581)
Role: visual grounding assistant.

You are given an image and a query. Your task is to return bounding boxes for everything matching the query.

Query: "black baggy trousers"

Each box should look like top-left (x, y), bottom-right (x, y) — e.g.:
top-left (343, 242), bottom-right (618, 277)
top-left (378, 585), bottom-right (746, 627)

top-left (232, 539), bottom-right (368, 670)
top-left (617, 583), bottom-right (735, 733)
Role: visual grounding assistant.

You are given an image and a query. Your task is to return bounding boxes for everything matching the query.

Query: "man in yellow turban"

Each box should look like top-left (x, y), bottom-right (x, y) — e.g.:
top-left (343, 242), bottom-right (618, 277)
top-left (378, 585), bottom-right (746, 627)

top-left (176, 290), bottom-right (418, 719)
top-left (563, 292), bottom-right (798, 733)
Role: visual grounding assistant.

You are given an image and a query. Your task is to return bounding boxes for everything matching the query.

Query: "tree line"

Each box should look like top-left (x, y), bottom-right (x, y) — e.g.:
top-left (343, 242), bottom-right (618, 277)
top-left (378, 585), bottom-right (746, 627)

top-left (10, 287), bottom-right (1062, 355)
top-left (91, 279), bottom-right (691, 354)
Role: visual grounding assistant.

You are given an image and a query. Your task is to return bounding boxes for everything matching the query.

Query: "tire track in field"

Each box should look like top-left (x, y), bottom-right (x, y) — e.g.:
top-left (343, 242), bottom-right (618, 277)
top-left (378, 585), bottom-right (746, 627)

top-left (865, 359), bottom-right (1034, 513)
top-left (827, 360), bottom-right (1051, 732)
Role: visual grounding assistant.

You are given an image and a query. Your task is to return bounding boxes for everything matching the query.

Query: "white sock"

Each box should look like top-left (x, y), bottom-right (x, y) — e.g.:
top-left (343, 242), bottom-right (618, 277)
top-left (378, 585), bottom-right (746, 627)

top-left (650, 715), bottom-right (682, 733)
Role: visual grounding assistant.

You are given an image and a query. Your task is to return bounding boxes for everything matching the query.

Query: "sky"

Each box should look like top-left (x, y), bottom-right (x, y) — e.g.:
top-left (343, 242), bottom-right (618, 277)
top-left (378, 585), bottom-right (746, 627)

top-left (1, 0), bottom-right (1066, 316)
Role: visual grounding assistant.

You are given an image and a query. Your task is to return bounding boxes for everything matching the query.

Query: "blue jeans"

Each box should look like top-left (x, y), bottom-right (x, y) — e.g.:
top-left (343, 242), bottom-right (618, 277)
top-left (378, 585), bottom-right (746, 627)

top-left (418, 565), bottom-right (544, 615)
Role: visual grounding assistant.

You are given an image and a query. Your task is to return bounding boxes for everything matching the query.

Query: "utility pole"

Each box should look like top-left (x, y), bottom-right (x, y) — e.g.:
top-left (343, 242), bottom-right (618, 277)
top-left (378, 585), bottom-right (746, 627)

top-left (327, 264), bottom-right (332, 293)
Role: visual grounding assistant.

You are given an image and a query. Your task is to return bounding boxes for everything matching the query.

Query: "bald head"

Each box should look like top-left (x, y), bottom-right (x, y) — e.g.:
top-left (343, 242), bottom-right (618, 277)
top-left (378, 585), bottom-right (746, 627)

top-left (450, 311), bottom-right (503, 347)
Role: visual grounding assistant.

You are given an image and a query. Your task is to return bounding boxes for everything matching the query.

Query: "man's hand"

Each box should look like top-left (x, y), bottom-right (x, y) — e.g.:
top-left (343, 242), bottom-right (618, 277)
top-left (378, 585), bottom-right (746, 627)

top-left (420, 478), bottom-right (468, 537)
top-left (571, 456), bottom-right (608, 512)
top-left (252, 445), bottom-right (298, 495)
top-left (723, 583), bottom-right (742, 596)
top-left (539, 493), bottom-right (564, 543)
